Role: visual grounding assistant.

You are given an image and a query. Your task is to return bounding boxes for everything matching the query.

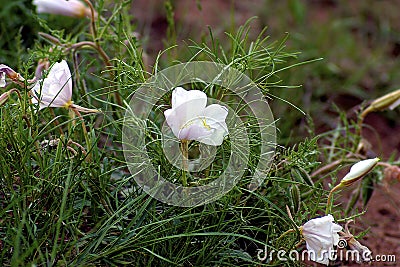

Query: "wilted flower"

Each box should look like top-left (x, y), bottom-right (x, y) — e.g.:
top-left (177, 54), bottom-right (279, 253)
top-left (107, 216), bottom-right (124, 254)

top-left (0, 64), bottom-right (24, 87)
top-left (33, 0), bottom-right (94, 18)
top-left (340, 158), bottom-right (379, 187)
top-left (31, 60), bottom-right (98, 113)
top-left (164, 87), bottom-right (228, 146)
top-left (300, 214), bottom-right (343, 265)
top-left (340, 220), bottom-right (372, 263)
top-left (347, 238), bottom-right (372, 263)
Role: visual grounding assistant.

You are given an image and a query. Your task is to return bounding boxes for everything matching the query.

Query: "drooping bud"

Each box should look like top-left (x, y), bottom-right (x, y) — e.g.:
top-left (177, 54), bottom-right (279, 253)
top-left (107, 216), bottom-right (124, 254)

top-left (340, 158), bottom-right (379, 187)
top-left (0, 89), bottom-right (21, 106)
top-left (33, 0), bottom-right (96, 19)
top-left (0, 91), bottom-right (10, 106)
top-left (362, 89), bottom-right (400, 118)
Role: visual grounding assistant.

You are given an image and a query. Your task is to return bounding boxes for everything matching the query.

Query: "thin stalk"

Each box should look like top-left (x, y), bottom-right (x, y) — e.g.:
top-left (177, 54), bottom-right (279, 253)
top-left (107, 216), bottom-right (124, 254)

top-left (69, 41), bottom-right (122, 107)
top-left (180, 139), bottom-right (189, 186)
top-left (71, 108), bottom-right (91, 162)
top-left (325, 184), bottom-right (342, 214)
top-left (82, 0), bottom-right (98, 42)
top-left (276, 228), bottom-right (296, 243)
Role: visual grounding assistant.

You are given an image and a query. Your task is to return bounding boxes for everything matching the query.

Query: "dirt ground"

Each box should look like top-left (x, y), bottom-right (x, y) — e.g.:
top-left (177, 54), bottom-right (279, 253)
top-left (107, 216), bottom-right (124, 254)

top-left (131, 0), bottom-right (400, 266)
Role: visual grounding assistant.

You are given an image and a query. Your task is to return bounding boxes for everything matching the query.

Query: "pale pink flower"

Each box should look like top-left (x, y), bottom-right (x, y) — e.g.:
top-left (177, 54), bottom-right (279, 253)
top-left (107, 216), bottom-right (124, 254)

top-left (31, 60), bottom-right (98, 113)
top-left (301, 214), bottom-right (342, 265)
top-left (164, 87), bottom-right (228, 146)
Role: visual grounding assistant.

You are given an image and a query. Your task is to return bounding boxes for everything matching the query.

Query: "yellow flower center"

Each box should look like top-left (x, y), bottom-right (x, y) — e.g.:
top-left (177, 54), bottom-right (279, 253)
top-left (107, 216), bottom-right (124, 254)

top-left (201, 117), bottom-right (211, 130)
top-left (64, 100), bottom-right (73, 109)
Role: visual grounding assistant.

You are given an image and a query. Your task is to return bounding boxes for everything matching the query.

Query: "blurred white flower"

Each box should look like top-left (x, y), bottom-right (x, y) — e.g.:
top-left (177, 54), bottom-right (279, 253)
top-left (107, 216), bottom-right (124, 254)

top-left (301, 214), bottom-right (342, 265)
top-left (33, 0), bottom-right (94, 18)
top-left (340, 158), bottom-right (379, 186)
top-left (31, 60), bottom-right (98, 113)
top-left (0, 72), bottom-right (5, 88)
top-left (164, 87), bottom-right (228, 146)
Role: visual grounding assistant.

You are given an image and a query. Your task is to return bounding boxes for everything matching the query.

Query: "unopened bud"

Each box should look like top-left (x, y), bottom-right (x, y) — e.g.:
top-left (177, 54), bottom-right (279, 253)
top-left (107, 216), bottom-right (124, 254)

top-left (0, 91), bottom-right (10, 106)
top-left (33, 0), bottom-right (97, 19)
top-left (71, 104), bottom-right (100, 113)
top-left (340, 158), bottom-right (379, 187)
top-left (362, 89), bottom-right (400, 118)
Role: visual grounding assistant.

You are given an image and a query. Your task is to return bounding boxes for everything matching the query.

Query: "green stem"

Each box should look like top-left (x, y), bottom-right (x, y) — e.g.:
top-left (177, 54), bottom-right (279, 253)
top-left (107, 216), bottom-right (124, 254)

top-left (276, 228), bottom-right (296, 243)
top-left (180, 140), bottom-right (189, 186)
top-left (325, 184), bottom-right (343, 214)
top-left (69, 41), bottom-right (122, 107)
top-left (71, 108), bottom-right (91, 162)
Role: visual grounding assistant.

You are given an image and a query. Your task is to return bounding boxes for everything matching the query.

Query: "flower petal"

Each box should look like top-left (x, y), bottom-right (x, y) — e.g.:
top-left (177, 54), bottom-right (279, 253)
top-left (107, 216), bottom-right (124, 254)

top-left (165, 98), bottom-right (205, 138)
top-left (203, 104), bottom-right (228, 122)
top-left (0, 72), bottom-right (5, 87)
top-left (302, 215), bottom-right (342, 266)
top-left (178, 123), bottom-right (212, 141)
top-left (172, 87), bottom-right (207, 110)
top-left (31, 60), bottom-right (73, 109)
top-left (164, 87), bottom-right (229, 145)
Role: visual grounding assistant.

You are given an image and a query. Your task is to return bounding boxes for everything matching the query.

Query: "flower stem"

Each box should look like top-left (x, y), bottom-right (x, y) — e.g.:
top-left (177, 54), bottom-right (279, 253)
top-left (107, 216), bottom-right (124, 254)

top-left (326, 184), bottom-right (343, 214)
top-left (82, 0), bottom-right (98, 43)
top-left (276, 228), bottom-right (296, 243)
top-left (180, 140), bottom-right (189, 186)
top-left (71, 107), bottom-right (91, 161)
top-left (69, 41), bottom-right (122, 107)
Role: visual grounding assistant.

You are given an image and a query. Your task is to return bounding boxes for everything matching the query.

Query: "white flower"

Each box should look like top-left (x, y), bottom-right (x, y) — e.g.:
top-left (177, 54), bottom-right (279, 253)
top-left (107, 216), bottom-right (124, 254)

top-left (31, 60), bottom-right (98, 113)
top-left (340, 158), bottom-right (379, 186)
top-left (301, 214), bottom-right (343, 265)
top-left (0, 71), bottom-right (5, 87)
top-left (164, 87), bottom-right (228, 146)
top-left (33, 0), bottom-right (93, 18)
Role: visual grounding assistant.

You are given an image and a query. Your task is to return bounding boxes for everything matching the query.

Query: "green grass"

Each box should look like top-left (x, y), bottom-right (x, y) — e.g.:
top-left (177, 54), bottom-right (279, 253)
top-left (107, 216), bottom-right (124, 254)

top-left (0, 1), bottom-right (398, 266)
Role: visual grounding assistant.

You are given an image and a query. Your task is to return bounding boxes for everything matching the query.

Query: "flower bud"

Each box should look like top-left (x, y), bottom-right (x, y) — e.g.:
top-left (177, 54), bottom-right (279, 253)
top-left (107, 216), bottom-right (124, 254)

top-left (340, 158), bottom-right (379, 187)
top-left (33, 0), bottom-right (96, 19)
top-left (0, 91), bottom-right (10, 106)
top-left (362, 89), bottom-right (400, 117)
